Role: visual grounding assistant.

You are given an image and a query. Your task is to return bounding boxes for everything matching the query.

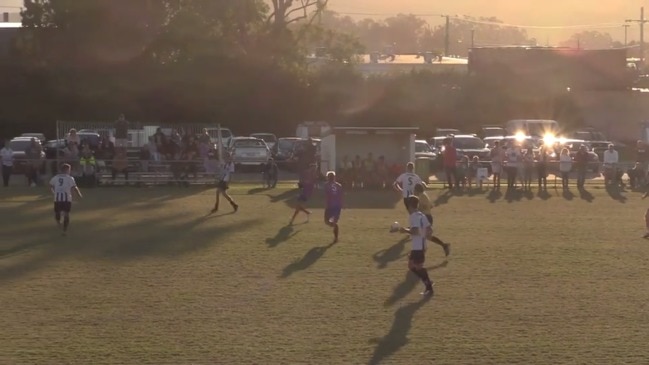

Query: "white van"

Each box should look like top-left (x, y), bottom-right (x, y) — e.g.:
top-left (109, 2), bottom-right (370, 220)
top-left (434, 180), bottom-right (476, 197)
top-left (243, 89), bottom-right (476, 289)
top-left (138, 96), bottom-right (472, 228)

top-left (205, 127), bottom-right (233, 147)
top-left (505, 119), bottom-right (559, 138)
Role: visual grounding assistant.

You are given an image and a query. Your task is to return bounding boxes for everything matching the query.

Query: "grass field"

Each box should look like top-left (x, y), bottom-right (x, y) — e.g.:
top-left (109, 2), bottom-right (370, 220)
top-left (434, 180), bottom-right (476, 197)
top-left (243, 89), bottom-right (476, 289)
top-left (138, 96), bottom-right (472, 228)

top-left (2, 184), bottom-right (649, 365)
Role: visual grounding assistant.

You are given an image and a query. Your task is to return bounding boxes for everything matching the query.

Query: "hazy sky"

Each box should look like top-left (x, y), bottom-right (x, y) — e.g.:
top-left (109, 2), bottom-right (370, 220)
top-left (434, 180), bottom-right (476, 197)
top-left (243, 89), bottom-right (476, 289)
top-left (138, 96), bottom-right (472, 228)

top-left (1, 0), bottom-right (647, 43)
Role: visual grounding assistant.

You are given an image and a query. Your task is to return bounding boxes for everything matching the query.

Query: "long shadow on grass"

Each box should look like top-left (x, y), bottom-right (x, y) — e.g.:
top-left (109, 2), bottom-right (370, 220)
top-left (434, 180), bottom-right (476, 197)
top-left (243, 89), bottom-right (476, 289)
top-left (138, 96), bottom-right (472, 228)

top-left (433, 190), bottom-right (454, 207)
top-left (504, 189), bottom-right (525, 203)
top-left (281, 189), bottom-right (402, 210)
top-left (486, 188), bottom-right (502, 203)
top-left (368, 295), bottom-right (433, 365)
top-left (383, 260), bottom-right (448, 307)
top-left (578, 188), bottom-right (594, 202)
top-left (280, 242), bottom-right (336, 278)
top-left (266, 225), bottom-right (299, 248)
top-left (605, 185), bottom-right (627, 203)
top-left (372, 237), bottom-right (409, 269)
top-left (562, 189), bottom-right (574, 201)
top-left (0, 215), bottom-right (258, 283)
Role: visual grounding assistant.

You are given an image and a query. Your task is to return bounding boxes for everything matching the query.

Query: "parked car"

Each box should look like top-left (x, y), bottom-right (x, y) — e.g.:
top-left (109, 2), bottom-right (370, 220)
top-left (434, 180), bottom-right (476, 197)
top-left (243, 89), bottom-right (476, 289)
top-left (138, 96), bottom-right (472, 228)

top-left (415, 140), bottom-right (437, 160)
top-left (275, 137), bottom-right (302, 163)
top-left (77, 132), bottom-right (101, 150)
top-left (289, 138), bottom-right (321, 171)
top-left (8, 137), bottom-right (46, 175)
top-left (480, 126), bottom-right (506, 139)
top-left (205, 127), bottom-right (234, 147)
top-left (44, 139), bottom-right (67, 159)
top-left (568, 129), bottom-right (614, 158)
top-left (250, 133), bottom-right (277, 150)
top-left (552, 139), bottom-right (600, 172)
top-left (20, 133), bottom-right (46, 143)
top-left (448, 135), bottom-right (491, 161)
top-left (435, 128), bottom-right (461, 137)
top-left (229, 137), bottom-right (270, 171)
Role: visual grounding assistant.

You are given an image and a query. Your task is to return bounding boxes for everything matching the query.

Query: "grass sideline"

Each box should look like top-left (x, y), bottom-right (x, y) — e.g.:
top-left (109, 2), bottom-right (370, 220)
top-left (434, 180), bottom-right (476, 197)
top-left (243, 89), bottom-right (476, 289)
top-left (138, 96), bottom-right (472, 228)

top-left (1, 185), bottom-right (649, 364)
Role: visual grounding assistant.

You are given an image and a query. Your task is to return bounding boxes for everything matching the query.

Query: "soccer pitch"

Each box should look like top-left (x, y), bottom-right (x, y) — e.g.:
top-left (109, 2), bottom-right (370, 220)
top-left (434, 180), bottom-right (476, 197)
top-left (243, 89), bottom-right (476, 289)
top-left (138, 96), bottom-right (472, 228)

top-left (2, 185), bottom-right (649, 364)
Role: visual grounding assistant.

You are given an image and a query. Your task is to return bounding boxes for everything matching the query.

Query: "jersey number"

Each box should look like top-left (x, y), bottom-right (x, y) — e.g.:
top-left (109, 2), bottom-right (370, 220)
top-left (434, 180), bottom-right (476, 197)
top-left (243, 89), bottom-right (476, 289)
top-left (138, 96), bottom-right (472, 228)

top-left (58, 178), bottom-right (64, 186)
top-left (408, 177), bottom-right (413, 185)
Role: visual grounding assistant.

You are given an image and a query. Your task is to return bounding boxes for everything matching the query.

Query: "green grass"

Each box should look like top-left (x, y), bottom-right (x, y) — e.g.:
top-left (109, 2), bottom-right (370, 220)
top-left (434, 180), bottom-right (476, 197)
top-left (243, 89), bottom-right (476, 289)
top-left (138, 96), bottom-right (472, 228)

top-left (1, 185), bottom-right (649, 364)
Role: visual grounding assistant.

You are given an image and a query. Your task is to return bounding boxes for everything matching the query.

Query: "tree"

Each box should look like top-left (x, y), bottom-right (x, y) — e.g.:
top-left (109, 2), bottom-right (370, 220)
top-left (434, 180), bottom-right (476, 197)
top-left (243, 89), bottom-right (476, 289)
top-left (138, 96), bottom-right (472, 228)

top-left (559, 31), bottom-right (615, 49)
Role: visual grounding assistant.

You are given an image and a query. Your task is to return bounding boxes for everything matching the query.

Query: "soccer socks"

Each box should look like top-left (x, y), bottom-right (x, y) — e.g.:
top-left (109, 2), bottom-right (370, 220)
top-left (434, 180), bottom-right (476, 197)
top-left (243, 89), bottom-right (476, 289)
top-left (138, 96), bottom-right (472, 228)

top-left (63, 216), bottom-right (70, 232)
top-left (430, 236), bottom-right (446, 246)
top-left (55, 212), bottom-right (61, 222)
top-left (418, 268), bottom-right (433, 288)
top-left (410, 268), bottom-right (424, 280)
top-left (333, 224), bottom-right (339, 240)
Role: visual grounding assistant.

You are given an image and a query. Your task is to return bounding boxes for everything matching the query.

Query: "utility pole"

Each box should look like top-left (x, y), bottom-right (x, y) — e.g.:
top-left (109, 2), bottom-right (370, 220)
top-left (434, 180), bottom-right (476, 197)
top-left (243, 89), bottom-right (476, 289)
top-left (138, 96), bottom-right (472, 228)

top-left (470, 28), bottom-right (475, 49)
top-left (626, 7), bottom-right (648, 67)
top-left (623, 24), bottom-right (630, 47)
top-left (444, 15), bottom-right (450, 57)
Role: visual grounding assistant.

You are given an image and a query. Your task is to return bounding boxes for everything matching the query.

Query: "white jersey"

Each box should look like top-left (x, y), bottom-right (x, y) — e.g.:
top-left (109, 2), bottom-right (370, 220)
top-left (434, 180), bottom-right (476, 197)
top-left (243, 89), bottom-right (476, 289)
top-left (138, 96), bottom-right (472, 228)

top-left (218, 161), bottom-right (235, 182)
top-left (409, 211), bottom-right (430, 251)
top-left (395, 172), bottom-right (423, 198)
top-left (50, 174), bottom-right (77, 202)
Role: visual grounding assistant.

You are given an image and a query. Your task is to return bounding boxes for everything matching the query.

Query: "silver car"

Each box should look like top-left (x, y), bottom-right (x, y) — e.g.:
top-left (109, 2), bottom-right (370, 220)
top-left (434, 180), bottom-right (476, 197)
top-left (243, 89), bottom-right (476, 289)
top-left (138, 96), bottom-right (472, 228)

top-left (229, 137), bottom-right (270, 170)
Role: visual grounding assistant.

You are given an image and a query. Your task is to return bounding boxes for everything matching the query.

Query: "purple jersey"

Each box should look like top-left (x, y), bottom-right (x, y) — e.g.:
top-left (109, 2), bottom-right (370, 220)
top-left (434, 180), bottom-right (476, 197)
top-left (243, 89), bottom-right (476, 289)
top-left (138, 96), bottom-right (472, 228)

top-left (324, 182), bottom-right (343, 207)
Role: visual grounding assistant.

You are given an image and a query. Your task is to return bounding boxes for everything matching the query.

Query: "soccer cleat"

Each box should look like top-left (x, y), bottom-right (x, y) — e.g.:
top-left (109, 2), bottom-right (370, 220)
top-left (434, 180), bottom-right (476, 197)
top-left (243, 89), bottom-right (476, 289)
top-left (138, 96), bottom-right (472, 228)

top-left (421, 286), bottom-right (434, 296)
top-left (233, 204), bottom-right (239, 213)
top-left (643, 233), bottom-right (649, 239)
top-left (443, 243), bottom-right (451, 257)
top-left (210, 207), bottom-right (218, 214)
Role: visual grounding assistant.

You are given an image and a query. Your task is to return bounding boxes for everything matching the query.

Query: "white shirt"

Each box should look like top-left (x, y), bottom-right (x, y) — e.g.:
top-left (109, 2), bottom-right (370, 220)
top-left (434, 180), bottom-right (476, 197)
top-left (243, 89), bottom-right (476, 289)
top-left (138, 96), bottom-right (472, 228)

top-left (395, 172), bottom-right (423, 198)
top-left (218, 161), bottom-right (235, 182)
top-left (50, 174), bottom-right (77, 202)
top-left (559, 154), bottom-right (572, 172)
top-left (409, 211), bottom-right (431, 251)
top-left (603, 150), bottom-right (619, 165)
top-left (506, 148), bottom-right (521, 168)
top-left (1, 147), bottom-right (13, 167)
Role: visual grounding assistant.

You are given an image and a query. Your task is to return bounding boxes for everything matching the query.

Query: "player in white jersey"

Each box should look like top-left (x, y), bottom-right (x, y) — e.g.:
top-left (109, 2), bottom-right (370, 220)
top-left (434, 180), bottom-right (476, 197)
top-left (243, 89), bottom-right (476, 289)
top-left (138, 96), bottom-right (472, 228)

top-left (393, 162), bottom-right (425, 210)
top-left (49, 164), bottom-right (82, 235)
top-left (398, 196), bottom-right (435, 295)
top-left (211, 158), bottom-right (239, 213)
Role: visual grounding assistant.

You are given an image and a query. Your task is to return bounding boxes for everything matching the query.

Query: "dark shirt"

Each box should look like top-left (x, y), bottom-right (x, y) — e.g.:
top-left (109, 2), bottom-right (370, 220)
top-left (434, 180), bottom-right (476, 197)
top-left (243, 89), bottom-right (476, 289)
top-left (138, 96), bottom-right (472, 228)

top-left (115, 119), bottom-right (128, 139)
top-left (575, 150), bottom-right (589, 167)
top-left (637, 148), bottom-right (649, 164)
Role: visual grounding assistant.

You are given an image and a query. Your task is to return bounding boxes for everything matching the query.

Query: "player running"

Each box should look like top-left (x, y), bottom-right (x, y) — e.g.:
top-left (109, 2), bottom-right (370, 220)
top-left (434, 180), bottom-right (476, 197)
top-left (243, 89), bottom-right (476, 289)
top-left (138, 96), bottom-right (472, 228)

top-left (398, 196), bottom-right (435, 296)
top-left (323, 171), bottom-right (343, 243)
top-left (393, 162), bottom-right (424, 210)
top-left (414, 183), bottom-right (450, 256)
top-left (290, 164), bottom-right (317, 225)
top-left (49, 163), bottom-right (82, 236)
top-left (211, 158), bottom-right (238, 213)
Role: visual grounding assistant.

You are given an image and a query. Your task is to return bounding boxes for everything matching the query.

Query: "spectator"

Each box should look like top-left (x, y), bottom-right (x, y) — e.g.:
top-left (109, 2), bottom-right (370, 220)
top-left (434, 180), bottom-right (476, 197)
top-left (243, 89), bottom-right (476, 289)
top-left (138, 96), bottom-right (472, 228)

top-left (505, 141), bottom-right (521, 189)
top-left (304, 137), bottom-right (316, 166)
top-left (111, 147), bottom-right (129, 184)
top-left (97, 136), bottom-right (115, 160)
top-left (1, 139), bottom-right (13, 187)
top-left (603, 144), bottom-right (619, 186)
top-left (199, 128), bottom-right (211, 145)
top-left (114, 114), bottom-right (129, 147)
top-left (363, 152), bottom-right (376, 188)
top-left (352, 155), bottom-right (362, 188)
top-left (522, 147), bottom-right (534, 190)
top-left (263, 158), bottom-right (279, 188)
top-left (490, 140), bottom-right (505, 189)
top-left (442, 138), bottom-right (458, 189)
top-left (559, 148), bottom-right (572, 190)
top-left (376, 156), bottom-right (389, 189)
top-left (537, 144), bottom-right (550, 190)
top-left (457, 155), bottom-right (469, 189)
top-left (628, 162), bottom-right (645, 189)
top-left (79, 147), bottom-right (97, 187)
top-left (637, 140), bottom-right (649, 172)
top-left (66, 129), bottom-right (80, 149)
top-left (25, 138), bottom-right (43, 187)
top-left (468, 155), bottom-right (480, 189)
top-left (574, 144), bottom-right (590, 189)
top-left (339, 155), bottom-right (352, 188)
top-left (153, 128), bottom-right (167, 159)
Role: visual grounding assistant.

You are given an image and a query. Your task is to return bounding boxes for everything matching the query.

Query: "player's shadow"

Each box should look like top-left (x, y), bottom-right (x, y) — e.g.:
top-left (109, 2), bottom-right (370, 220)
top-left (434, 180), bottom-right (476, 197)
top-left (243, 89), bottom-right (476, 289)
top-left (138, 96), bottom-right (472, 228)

top-left (433, 190), bottom-right (453, 207)
top-left (368, 295), bottom-right (433, 365)
top-left (562, 189), bottom-right (574, 201)
top-left (605, 185), bottom-right (627, 203)
top-left (383, 260), bottom-right (448, 307)
top-left (248, 187), bottom-right (271, 195)
top-left (270, 189), bottom-right (298, 203)
top-left (504, 188), bottom-right (525, 203)
top-left (537, 189), bottom-right (551, 200)
top-left (486, 188), bottom-right (502, 203)
top-left (280, 242), bottom-right (336, 278)
top-left (266, 226), bottom-right (299, 248)
top-left (578, 187), bottom-right (594, 202)
top-left (372, 237), bottom-right (409, 269)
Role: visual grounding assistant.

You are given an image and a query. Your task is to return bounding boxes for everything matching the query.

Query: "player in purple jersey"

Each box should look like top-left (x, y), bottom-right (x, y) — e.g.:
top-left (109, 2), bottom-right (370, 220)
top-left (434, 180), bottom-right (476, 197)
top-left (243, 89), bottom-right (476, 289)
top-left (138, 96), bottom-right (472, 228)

top-left (323, 171), bottom-right (343, 243)
top-left (290, 164), bottom-right (316, 225)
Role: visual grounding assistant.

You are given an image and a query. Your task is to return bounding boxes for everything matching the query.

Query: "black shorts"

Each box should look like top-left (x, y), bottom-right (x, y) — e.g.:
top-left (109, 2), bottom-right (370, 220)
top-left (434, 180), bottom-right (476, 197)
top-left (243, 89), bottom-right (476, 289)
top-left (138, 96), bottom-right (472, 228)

top-left (217, 181), bottom-right (229, 191)
top-left (403, 198), bottom-right (409, 210)
top-left (425, 214), bottom-right (433, 225)
top-left (409, 250), bottom-right (425, 265)
top-left (54, 201), bottom-right (72, 213)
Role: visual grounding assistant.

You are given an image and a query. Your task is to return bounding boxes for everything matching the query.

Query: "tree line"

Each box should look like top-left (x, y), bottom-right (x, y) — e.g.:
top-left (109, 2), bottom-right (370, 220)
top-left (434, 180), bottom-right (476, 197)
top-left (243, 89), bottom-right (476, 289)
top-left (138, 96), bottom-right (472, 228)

top-left (0, 1), bottom-right (584, 139)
